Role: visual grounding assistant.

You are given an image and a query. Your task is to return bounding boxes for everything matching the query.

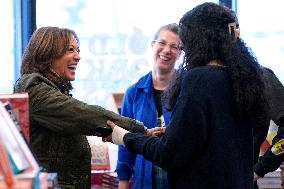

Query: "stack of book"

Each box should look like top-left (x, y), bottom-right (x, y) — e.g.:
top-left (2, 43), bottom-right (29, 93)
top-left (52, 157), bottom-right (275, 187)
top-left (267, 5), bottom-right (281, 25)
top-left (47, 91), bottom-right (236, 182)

top-left (91, 171), bottom-right (118, 189)
top-left (257, 169), bottom-right (282, 189)
top-left (0, 93), bottom-right (30, 142)
top-left (101, 172), bottom-right (118, 189)
top-left (91, 171), bottom-right (104, 186)
top-left (0, 93), bottom-right (48, 189)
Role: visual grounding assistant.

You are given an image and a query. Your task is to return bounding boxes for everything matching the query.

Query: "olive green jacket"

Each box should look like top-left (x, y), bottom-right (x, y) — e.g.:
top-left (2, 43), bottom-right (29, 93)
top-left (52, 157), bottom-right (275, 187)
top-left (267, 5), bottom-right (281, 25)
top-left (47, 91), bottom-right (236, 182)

top-left (14, 73), bottom-right (144, 189)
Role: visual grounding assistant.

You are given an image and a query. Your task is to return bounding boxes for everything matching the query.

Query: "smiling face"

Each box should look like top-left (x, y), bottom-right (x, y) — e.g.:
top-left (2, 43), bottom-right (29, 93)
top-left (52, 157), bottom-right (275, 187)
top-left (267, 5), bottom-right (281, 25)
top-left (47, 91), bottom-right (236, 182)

top-left (51, 35), bottom-right (80, 81)
top-left (151, 29), bottom-right (181, 74)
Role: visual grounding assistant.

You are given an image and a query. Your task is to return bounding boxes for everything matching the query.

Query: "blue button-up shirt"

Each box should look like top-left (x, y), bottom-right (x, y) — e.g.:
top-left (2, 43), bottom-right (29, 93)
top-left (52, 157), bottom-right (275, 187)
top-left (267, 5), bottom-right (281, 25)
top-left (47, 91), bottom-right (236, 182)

top-left (116, 71), bottom-right (171, 189)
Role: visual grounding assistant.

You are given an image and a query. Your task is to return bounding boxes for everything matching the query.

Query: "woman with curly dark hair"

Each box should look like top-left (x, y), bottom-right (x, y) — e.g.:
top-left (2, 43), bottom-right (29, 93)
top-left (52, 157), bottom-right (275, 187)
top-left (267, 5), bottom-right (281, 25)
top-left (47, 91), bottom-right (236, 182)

top-left (106, 2), bottom-right (270, 189)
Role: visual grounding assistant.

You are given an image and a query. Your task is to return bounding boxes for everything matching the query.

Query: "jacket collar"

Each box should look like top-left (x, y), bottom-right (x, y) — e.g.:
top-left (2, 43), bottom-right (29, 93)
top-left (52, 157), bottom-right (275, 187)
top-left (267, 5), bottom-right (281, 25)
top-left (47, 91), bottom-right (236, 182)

top-left (44, 69), bottom-right (73, 95)
top-left (136, 71), bottom-right (153, 93)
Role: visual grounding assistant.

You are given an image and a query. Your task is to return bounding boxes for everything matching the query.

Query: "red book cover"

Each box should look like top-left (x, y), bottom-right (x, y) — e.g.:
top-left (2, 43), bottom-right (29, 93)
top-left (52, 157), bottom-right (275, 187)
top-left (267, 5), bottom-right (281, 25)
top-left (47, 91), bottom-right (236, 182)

top-left (91, 172), bottom-right (103, 186)
top-left (0, 102), bottom-right (39, 171)
top-left (0, 93), bottom-right (30, 143)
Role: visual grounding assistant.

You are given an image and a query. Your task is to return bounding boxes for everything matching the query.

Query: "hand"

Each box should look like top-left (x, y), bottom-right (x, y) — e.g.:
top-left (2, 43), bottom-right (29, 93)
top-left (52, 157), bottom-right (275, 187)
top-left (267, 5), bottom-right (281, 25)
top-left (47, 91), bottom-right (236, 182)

top-left (103, 120), bottom-right (129, 145)
top-left (118, 180), bottom-right (130, 189)
top-left (102, 134), bottom-right (112, 142)
top-left (253, 172), bottom-right (261, 181)
top-left (94, 125), bottom-right (112, 138)
top-left (102, 120), bottom-right (116, 142)
top-left (146, 127), bottom-right (166, 136)
top-left (107, 120), bottom-right (116, 129)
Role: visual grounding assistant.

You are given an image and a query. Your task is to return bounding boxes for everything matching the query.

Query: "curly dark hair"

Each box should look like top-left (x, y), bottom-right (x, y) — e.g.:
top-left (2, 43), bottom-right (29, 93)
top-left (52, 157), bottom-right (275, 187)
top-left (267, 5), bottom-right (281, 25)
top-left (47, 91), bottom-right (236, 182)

top-left (165, 2), bottom-right (269, 125)
top-left (21, 26), bottom-right (79, 76)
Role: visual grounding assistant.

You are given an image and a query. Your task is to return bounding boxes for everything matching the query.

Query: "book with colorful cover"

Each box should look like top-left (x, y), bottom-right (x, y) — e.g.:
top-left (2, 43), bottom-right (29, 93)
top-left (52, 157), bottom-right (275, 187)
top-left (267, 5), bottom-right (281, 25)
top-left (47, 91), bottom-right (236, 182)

top-left (0, 168), bottom-right (42, 189)
top-left (0, 138), bottom-right (15, 188)
top-left (0, 102), bottom-right (39, 172)
top-left (0, 93), bottom-right (30, 142)
top-left (87, 136), bottom-right (111, 170)
top-left (0, 101), bottom-right (41, 189)
top-left (3, 101), bottom-right (27, 142)
top-left (0, 102), bottom-right (30, 174)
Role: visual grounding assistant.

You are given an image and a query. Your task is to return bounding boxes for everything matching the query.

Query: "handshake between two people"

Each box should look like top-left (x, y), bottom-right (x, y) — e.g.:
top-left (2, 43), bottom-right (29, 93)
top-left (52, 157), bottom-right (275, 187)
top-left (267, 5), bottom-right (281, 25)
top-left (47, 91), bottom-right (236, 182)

top-left (98, 120), bottom-right (166, 145)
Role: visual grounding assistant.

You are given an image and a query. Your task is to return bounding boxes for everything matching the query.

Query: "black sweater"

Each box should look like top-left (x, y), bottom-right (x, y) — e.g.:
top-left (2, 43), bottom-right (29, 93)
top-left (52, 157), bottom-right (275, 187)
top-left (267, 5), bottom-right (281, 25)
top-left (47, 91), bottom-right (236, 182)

top-left (124, 66), bottom-right (261, 189)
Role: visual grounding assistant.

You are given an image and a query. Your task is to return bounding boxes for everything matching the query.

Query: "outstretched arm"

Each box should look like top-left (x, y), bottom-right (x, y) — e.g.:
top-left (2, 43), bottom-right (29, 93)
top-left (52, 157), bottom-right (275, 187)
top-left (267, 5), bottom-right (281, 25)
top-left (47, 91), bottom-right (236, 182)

top-left (254, 68), bottom-right (284, 178)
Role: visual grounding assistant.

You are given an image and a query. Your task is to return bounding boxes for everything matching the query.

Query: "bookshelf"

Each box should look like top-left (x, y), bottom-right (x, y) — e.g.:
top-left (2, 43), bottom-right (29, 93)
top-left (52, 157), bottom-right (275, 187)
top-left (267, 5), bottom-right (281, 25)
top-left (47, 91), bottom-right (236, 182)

top-left (0, 94), bottom-right (49, 189)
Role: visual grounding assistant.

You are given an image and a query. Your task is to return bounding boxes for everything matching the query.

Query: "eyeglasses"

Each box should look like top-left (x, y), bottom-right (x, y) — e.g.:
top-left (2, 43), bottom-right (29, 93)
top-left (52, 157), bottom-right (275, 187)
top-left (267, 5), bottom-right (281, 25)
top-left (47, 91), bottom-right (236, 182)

top-left (153, 40), bottom-right (181, 53)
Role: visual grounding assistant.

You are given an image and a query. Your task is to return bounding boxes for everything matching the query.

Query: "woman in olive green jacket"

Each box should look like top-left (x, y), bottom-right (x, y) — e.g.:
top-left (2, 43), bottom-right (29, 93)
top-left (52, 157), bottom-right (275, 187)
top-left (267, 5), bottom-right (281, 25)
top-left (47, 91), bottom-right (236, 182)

top-left (14, 26), bottom-right (145, 189)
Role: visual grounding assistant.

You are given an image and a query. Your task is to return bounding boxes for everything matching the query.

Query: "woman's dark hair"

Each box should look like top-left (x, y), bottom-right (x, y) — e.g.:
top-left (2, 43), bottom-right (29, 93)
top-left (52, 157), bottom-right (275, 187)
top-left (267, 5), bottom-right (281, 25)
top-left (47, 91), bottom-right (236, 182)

top-left (165, 2), bottom-right (269, 125)
top-left (21, 26), bottom-right (79, 75)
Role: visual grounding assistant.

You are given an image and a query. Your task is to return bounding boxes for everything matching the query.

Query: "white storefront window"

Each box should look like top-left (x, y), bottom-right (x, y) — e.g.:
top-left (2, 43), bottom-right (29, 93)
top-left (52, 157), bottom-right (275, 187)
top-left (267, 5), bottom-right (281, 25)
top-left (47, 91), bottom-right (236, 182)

top-left (36, 0), bottom-right (217, 107)
top-left (238, 0), bottom-right (284, 82)
top-left (0, 0), bottom-right (14, 94)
